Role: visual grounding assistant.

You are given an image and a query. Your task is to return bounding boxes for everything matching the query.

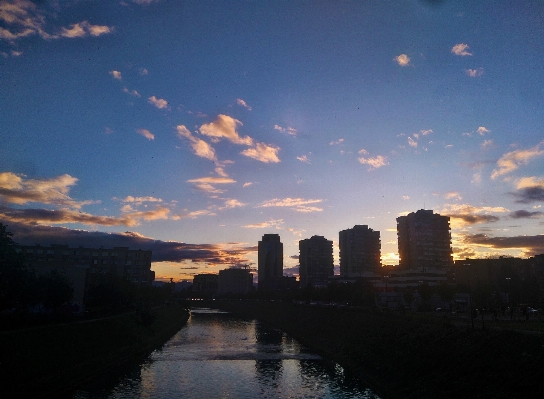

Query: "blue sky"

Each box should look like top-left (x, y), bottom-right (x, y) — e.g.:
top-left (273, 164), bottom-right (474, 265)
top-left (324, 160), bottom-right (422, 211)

top-left (1, 0), bottom-right (543, 281)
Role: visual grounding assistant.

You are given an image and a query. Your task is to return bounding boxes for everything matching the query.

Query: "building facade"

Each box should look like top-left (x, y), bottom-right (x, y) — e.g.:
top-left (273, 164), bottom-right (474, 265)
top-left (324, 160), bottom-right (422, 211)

top-left (258, 234), bottom-right (283, 290)
top-left (299, 235), bottom-right (334, 288)
top-left (217, 268), bottom-right (253, 295)
top-left (339, 225), bottom-right (381, 276)
top-left (192, 273), bottom-right (219, 296)
top-left (397, 209), bottom-right (453, 270)
top-left (18, 244), bottom-right (154, 303)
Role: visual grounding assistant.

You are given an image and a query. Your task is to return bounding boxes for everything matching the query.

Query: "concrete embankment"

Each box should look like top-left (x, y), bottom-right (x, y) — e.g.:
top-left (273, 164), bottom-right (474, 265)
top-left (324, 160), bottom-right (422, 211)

top-left (208, 300), bottom-right (544, 399)
top-left (0, 304), bottom-right (189, 398)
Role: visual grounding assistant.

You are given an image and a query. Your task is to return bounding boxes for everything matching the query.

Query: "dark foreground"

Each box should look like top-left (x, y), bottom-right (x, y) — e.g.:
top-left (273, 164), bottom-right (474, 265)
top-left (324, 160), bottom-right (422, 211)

top-left (0, 304), bottom-right (189, 398)
top-left (205, 300), bottom-right (544, 399)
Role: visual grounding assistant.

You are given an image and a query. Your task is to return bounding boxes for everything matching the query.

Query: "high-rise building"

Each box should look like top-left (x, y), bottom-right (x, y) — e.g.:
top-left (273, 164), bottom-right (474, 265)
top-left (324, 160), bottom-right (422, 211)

top-left (299, 235), bottom-right (334, 288)
top-left (339, 225), bottom-right (381, 276)
top-left (258, 234), bottom-right (283, 290)
top-left (396, 209), bottom-right (453, 270)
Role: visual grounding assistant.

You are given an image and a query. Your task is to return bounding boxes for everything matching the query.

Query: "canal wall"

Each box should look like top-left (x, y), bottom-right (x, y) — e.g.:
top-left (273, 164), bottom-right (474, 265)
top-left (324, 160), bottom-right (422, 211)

top-left (209, 300), bottom-right (544, 399)
top-left (0, 304), bottom-right (189, 398)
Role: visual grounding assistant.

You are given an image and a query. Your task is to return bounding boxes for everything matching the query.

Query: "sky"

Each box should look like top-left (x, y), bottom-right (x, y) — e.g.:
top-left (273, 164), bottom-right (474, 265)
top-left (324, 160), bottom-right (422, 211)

top-left (1, 0), bottom-right (544, 282)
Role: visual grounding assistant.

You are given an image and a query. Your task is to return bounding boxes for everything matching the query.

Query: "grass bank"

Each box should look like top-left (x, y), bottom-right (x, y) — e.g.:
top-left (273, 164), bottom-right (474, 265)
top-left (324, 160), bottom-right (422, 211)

top-left (207, 300), bottom-right (544, 399)
top-left (0, 304), bottom-right (189, 398)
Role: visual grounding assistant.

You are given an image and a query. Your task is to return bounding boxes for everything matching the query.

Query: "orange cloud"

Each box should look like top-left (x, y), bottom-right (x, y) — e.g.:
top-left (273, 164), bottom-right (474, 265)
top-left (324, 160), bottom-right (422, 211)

top-left (394, 54), bottom-right (410, 66)
top-left (0, 172), bottom-right (91, 208)
top-left (136, 128), bottom-right (155, 140)
top-left (176, 125), bottom-right (216, 161)
top-left (491, 141), bottom-right (544, 179)
top-left (148, 95), bottom-right (168, 109)
top-left (200, 114), bottom-right (253, 145)
top-left (451, 43), bottom-right (472, 56)
top-left (241, 142), bottom-right (280, 163)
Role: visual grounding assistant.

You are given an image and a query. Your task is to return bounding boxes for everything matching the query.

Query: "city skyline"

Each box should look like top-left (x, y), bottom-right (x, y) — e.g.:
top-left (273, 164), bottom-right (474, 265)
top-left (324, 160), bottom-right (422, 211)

top-left (1, 1), bottom-right (544, 281)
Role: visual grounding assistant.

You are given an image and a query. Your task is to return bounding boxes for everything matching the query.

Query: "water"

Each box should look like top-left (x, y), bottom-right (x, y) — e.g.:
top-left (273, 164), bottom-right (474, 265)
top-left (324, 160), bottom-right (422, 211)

top-left (74, 308), bottom-right (381, 398)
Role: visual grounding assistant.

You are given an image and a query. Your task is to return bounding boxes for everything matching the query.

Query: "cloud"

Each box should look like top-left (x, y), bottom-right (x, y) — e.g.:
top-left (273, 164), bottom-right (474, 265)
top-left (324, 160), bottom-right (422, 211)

top-left (123, 87), bottom-right (141, 97)
top-left (243, 182), bottom-right (253, 188)
top-left (461, 233), bottom-right (544, 257)
top-left (136, 128), bottom-right (155, 140)
top-left (176, 125), bottom-right (216, 161)
top-left (0, 2), bottom-right (114, 42)
top-left (148, 95), bottom-right (168, 109)
top-left (172, 209), bottom-right (216, 220)
top-left (451, 43), bottom-right (472, 56)
top-left (109, 70), bottom-right (122, 80)
top-left (223, 199), bottom-right (246, 208)
top-left (420, 129), bottom-right (433, 136)
top-left (0, 172), bottom-right (93, 209)
top-left (357, 150), bottom-right (388, 170)
top-left (491, 141), bottom-right (544, 179)
top-left (60, 21), bottom-right (113, 38)
top-left (274, 124), bottom-right (298, 136)
top-left (241, 142), bottom-right (281, 163)
top-left (200, 114), bottom-right (253, 145)
top-left (329, 138), bottom-right (344, 145)
top-left (402, 196), bottom-right (410, 200)
top-left (243, 219), bottom-right (284, 229)
top-left (394, 54), bottom-right (410, 66)
top-left (444, 191), bottom-right (462, 200)
top-left (120, 196), bottom-right (163, 205)
top-left (511, 177), bottom-right (544, 204)
top-left (297, 155), bottom-right (310, 163)
top-left (236, 98), bottom-right (252, 111)
top-left (3, 221), bottom-right (256, 265)
top-left (477, 126), bottom-right (490, 135)
top-left (0, 204), bottom-right (169, 227)
top-left (481, 140), bottom-right (494, 149)
top-left (186, 176), bottom-right (236, 194)
top-left (407, 137), bottom-right (418, 148)
top-left (440, 203), bottom-right (509, 227)
top-left (139, 67), bottom-right (148, 75)
top-left (465, 68), bottom-right (484, 77)
top-left (258, 198), bottom-right (323, 213)
top-left (509, 210), bottom-right (543, 219)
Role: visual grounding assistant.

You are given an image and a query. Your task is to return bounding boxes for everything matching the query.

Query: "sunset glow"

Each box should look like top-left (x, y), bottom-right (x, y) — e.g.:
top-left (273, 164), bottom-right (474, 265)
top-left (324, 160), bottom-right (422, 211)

top-left (1, 0), bottom-right (543, 281)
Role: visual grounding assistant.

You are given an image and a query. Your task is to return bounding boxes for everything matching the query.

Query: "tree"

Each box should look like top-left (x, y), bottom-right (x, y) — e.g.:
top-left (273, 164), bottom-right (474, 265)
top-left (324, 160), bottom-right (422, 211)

top-left (37, 270), bottom-right (73, 312)
top-left (417, 282), bottom-right (434, 311)
top-left (436, 282), bottom-right (455, 314)
top-left (0, 223), bottom-right (34, 312)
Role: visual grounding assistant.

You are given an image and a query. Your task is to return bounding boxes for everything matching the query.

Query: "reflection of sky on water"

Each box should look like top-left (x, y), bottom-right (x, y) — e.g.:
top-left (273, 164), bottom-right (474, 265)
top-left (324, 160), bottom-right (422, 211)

top-left (74, 308), bottom-right (380, 398)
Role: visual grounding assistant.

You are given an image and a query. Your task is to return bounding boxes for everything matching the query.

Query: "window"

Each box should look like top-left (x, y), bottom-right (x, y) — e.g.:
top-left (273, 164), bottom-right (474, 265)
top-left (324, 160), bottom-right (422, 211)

top-left (25, 249), bottom-right (34, 253)
top-left (102, 251), bottom-right (109, 256)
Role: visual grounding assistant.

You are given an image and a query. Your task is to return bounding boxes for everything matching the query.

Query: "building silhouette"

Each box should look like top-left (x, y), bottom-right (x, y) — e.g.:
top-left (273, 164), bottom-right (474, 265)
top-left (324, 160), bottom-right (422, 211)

top-left (192, 273), bottom-right (218, 296)
top-left (17, 244), bottom-right (153, 304)
top-left (258, 234), bottom-right (283, 290)
top-left (339, 225), bottom-right (381, 276)
top-left (299, 235), bottom-right (334, 288)
top-left (397, 209), bottom-right (453, 270)
top-left (218, 268), bottom-right (253, 295)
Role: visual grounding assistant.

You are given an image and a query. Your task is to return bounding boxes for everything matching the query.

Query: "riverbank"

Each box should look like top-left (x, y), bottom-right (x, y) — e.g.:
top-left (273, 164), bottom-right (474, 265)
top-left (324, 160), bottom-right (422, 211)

top-left (205, 300), bottom-right (544, 399)
top-left (0, 304), bottom-right (189, 398)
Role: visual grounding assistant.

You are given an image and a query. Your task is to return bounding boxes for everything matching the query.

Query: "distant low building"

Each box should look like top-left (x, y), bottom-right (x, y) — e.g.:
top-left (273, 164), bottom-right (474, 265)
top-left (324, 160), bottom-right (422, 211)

top-left (192, 273), bottom-right (218, 296)
top-left (218, 268), bottom-right (253, 295)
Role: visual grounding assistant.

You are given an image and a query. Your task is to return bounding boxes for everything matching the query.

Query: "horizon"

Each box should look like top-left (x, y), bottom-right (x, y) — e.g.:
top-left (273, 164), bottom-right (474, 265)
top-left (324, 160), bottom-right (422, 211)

top-left (1, 0), bottom-right (543, 282)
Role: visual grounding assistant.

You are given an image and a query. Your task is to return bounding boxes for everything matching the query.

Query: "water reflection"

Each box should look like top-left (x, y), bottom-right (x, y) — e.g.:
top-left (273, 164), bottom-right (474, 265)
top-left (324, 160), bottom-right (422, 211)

top-left (74, 308), bottom-right (381, 399)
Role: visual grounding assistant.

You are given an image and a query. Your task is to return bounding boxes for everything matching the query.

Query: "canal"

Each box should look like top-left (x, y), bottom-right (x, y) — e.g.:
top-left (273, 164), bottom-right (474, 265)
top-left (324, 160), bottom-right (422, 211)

top-left (73, 308), bottom-right (381, 398)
